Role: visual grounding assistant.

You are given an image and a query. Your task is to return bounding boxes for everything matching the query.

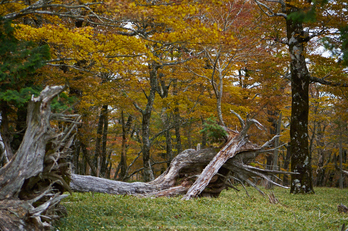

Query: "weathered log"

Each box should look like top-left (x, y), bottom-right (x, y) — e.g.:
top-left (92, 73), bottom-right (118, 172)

top-left (70, 113), bottom-right (298, 198)
top-left (71, 137), bottom-right (297, 198)
top-left (0, 86), bottom-right (79, 230)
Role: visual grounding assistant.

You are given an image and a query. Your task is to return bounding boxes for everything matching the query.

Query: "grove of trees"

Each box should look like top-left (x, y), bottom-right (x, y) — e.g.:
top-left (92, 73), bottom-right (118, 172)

top-left (0, 0), bottom-right (347, 229)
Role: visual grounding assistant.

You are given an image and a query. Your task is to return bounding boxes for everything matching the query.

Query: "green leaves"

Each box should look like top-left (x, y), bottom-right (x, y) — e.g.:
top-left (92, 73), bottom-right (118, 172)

top-left (288, 8), bottom-right (317, 23)
top-left (200, 117), bottom-right (227, 144)
top-left (0, 18), bottom-right (50, 105)
top-left (0, 87), bottom-right (40, 106)
top-left (340, 25), bottom-right (348, 66)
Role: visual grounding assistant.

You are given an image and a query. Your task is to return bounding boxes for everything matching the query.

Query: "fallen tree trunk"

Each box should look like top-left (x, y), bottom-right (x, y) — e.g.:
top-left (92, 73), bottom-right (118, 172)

top-left (71, 115), bottom-right (297, 198)
top-left (0, 86), bottom-right (80, 230)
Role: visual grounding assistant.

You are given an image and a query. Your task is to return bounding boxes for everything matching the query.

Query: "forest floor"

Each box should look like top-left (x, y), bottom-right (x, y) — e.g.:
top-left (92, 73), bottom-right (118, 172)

top-left (55, 187), bottom-right (348, 230)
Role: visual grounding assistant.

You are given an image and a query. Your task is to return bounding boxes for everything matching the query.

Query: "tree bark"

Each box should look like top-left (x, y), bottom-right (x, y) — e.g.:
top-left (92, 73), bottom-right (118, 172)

top-left (173, 79), bottom-right (182, 155)
top-left (119, 111), bottom-right (131, 180)
top-left (136, 62), bottom-right (159, 182)
top-left (0, 86), bottom-right (79, 230)
top-left (100, 105), bottom-right (109, 177)
top-left (286, 8), bottom-right (314, 194)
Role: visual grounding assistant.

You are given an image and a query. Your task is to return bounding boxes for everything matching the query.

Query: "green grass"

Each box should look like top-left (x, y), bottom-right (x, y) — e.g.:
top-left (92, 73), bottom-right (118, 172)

top-left (55, 187), bottom-right (348, 230)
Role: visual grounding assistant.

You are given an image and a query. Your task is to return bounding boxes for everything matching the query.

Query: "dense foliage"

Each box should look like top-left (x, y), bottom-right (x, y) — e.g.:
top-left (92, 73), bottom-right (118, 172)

top-left (0, 0), bottom-right (347, 189)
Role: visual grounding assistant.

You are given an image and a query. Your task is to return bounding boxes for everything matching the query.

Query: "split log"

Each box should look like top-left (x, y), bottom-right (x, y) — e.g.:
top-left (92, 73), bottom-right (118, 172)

top-left (71, 115), bottom-right (297, 198)
top-left (0, 86), bottom-right (80, 230)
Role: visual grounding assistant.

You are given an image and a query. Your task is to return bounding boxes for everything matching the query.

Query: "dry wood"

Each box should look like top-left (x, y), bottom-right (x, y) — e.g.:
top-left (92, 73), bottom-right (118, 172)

top-left (0, 86), bottom-right (80, 230)
top-left (71, 115), bottom-right (297, 199)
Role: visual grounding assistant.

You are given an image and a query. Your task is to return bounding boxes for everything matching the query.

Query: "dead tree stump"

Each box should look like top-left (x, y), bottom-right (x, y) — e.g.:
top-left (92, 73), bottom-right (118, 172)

top-left (0, 86), bottom-right (80, 230)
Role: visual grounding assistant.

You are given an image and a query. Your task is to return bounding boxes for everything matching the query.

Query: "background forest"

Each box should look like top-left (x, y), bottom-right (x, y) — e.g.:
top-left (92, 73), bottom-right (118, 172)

top-left (1, 0), bottom-right (348, 192)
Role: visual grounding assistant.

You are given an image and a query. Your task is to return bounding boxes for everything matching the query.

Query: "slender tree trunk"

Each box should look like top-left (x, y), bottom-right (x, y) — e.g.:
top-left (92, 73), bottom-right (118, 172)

top-left (265, 111), bottom-right (281, 189)
top-left (272, 113), bottom-right (282, 181)
top-left (339, 125), bottom-right (344, 189)
top-left (216, 72), bottom-right (225, 126)
top-left (201, 117), bottom-right (207, 149)
top-left (93, 106), bottom-right (105, 176)
top-left (186, 119), bottom-right (193, 149)
top-left (173, 79), bottom-right (182, 154)
top-left (160, 109), bottom-right (173, 167)
top-left (265, 154), bottom-right (273, 189)
top-left (283, 144), bottom-right (291, 186)
top-left (120, 110), bottom-right (128, 179)
top-left (286, 13), bottom-right (314, 194)
top-left (73, 141), bottom-right (81, 174)
top-left (315, 124), bottom-right (326, 186)
top-left (142, 110), bottom-right (154, 181)
top-left (81, 142), bottom-right (97, 176)
top-left (100, 105), bottom-right (108, 177)
top-left (136, 62), bottom-right (158, 182)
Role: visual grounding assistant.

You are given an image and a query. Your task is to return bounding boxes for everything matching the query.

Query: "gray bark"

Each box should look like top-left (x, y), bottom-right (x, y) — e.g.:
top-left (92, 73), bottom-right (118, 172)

top-left (0, 86), bottom-right (79, 230)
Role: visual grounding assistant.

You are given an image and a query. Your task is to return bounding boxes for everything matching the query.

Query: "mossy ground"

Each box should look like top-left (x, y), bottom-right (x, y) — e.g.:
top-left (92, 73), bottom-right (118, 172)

top-left (55, 187), bottom-right (348, 230)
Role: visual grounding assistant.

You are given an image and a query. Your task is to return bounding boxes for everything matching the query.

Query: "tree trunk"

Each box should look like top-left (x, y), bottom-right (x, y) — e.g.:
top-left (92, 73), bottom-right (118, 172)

top-left (100, 105), bottom-right (109, 177)
top-left (160, 109), bottom-right (173, 167)
top-left (93, 106), bottom-right (105, 176)
top-left (283, 144), bottom-right (291, 186)
top-left (0, 86), bottom-right (79, 230)
top-left (339, 126), bottom-right (344, 189)
top-left (173, 79), bottom-right (182, 155)
top-left (266, 112), bottom-right (282, 189)
top-left (286, 12), bottom-right (314, 194)
top-left (119, 111), bottom-right (129, 180)
top-left (137, 62), bottom-right (159, 182)
top-left (201, 117), bottom-right (207, 149)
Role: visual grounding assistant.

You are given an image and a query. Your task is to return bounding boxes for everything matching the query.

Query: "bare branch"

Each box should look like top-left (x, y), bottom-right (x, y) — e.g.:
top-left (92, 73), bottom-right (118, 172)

top-left (230, 109), bottom-right (245, 128)
top-left (253, 0), bottom-right (287, 19)
top-left (310, 75), bottom-right (348, 87)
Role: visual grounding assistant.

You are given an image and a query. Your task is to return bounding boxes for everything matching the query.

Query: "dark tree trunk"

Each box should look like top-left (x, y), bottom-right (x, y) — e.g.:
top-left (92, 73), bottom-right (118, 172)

top-left (81, 142), bottom-right (97, 176)
top-left (119, 111), bottom-right (128, 180)
top-left (286, 10), bottom-right (314, 194)
top-left (316, 148), bottom-right (325, 187)
top-left (93, 106), bottom-right (105, 176)
top-left (134, 62), bottom-right (159, 182)
top-left (283, 144), bottom-right (291, 186)
top-left (173, 79), bottom-right (182, 154)
top-left (315, 124), bottom-right (326, 186)
top-left (186, 119), bottom-right (193, 149)
top-left (201, 117), bottom-right (207, 149)
top-left (100, 105), bottom-right (109, 177)
top-left (339, 126), bottom-right (344, 189)
top-left (73, 140), bottom-right (81, 174)
top-left (265, 154), bottom-right (273, 189)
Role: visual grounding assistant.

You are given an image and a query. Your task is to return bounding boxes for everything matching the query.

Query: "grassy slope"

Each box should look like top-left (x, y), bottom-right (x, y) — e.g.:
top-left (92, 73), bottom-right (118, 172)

top-left (55, 187), bottom-right (348, 230)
